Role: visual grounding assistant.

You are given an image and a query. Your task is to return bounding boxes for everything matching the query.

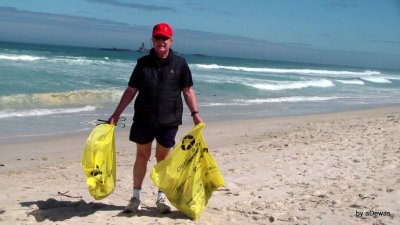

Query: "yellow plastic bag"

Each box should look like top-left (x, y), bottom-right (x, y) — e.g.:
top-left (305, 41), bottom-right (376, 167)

top-left (150, 122), bottom-right (224, 220)
top-left (81, 124), bottom-right (116, 200)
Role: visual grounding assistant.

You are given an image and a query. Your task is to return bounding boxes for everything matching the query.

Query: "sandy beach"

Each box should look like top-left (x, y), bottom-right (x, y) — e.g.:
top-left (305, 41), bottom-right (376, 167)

top-left (0, 107), bottom-right (399, 225)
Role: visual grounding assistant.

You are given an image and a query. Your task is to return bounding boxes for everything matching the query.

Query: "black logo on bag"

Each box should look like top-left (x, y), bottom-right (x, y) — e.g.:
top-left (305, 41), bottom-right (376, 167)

top-left (90, 165), bottom-right (103, 177)
top-left (181, 135), bottom-right (196, 151)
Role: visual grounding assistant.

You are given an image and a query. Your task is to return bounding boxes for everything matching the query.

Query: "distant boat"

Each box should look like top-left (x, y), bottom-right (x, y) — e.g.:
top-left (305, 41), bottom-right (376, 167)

top-left (99, 47), bottom-right (130, 52)
top-left (137, 42), bottom-right (150, 53)
top-left (191, 53), bottom-right (208, 57)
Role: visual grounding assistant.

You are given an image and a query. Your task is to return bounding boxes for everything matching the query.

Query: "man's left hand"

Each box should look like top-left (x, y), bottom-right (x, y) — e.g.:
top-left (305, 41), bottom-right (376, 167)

top-left (192, 113), bottom-right (203, 125)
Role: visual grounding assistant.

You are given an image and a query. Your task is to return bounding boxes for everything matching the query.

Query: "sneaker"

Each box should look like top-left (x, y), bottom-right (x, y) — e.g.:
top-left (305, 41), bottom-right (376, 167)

top-left (156, 197), bottom-right (171, 214)
top-left (124, 197), bottom-right (141, 213)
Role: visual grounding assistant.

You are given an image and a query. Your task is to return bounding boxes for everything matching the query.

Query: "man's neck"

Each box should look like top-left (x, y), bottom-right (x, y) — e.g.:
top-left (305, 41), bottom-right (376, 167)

top-left (157, 50), bottom-right (169, 59)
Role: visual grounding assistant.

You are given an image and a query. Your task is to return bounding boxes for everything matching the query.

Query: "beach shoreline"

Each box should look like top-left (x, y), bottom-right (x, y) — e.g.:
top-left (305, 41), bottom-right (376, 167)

top-left (1, 104), bottom-right (398, 146)
top-left (0, 106), bottom-right (399, 224)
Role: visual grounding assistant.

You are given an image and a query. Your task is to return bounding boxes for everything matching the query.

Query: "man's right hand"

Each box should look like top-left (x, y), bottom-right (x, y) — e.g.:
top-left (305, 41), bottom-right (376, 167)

top-left (107, 115), bottom-right (119, 125)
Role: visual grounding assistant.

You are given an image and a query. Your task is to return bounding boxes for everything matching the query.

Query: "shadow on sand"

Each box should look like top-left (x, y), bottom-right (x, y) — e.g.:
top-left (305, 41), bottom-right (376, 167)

top-left (20, 198), bottom-right (188, 222)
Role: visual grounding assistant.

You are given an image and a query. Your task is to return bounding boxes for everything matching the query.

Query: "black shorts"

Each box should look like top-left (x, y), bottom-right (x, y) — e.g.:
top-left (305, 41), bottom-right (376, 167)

top-left (129, 123), bottom-right (178, 148)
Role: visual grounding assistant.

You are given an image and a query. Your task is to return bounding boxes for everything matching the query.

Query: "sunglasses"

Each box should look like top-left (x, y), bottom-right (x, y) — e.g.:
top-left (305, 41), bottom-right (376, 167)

top-left (153, 35), bottom-right (171, 41)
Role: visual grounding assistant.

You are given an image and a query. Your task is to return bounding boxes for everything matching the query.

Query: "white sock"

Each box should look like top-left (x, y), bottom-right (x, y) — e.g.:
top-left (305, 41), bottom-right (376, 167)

top-left (157, 190), bottom-right (166, 200)
top-left (133, 187), bottom-right (141, 200)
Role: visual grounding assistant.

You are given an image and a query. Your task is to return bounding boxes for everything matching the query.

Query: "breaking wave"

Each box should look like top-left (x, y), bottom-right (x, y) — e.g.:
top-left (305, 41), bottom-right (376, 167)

top-left (0, 105), bottom-right (96, 119)
top-left (0, 89), bottom-right (123, 108)
top-left (0, 53), bottom-right (46, 61)
top-left (246, 79), bottom-right (335, 91)
top-left (200, 96), bottom-right (340, 106)
top-left (193, 64), bottom-right (381, 76)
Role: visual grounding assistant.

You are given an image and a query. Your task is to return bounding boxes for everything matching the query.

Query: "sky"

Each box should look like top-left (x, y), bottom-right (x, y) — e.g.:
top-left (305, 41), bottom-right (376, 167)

top-left (0, 0), bottom-right (399, 69)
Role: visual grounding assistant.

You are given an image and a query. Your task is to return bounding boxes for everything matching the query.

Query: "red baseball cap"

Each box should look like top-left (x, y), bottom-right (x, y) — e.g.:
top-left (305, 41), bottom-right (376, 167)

top-left (152, 23), bottom-right (173, 37)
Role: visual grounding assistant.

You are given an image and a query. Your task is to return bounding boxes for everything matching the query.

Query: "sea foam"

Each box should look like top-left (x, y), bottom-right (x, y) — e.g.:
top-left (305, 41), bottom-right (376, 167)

top-left (247, 79), bottom-right (334, 91)
top-left (335, 79), bottom-right (365, 85)
top-left (0, 105), bottom-right (96, 119)
top-left (0, 54), bottom-right (45, 61)
top-left (234, 96), bottom-right (340, 104)
top-left (193, 64), bottom-right (381, 76)
top-left (200, 96), bottom-right (340, 107)
top-left (360, 77), bottom-right (392, 83)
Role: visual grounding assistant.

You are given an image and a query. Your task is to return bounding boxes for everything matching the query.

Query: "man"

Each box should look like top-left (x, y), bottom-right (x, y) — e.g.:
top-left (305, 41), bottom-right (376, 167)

top-left (108, 22), bottom-right (203, 214)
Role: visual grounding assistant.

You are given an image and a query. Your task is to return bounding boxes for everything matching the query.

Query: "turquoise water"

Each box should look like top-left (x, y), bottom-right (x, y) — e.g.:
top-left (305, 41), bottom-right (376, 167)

top-left (1, 41), bottom-right (400, 141)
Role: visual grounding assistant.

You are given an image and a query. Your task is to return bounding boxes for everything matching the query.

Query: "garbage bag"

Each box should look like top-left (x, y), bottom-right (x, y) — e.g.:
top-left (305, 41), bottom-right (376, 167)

top-left (81, 124), bottom-right (116, 200)
top-left (150, 122), bottom-right (224, 220)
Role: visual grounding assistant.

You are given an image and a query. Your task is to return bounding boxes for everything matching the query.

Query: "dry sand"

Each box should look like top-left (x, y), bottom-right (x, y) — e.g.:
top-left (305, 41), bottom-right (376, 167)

top-left (0, 107), bottom-right (399, 225)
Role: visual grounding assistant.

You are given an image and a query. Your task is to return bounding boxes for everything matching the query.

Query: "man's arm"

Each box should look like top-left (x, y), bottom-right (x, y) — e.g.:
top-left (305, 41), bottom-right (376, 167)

top-left (108, 86), bottom-right (138, 124)
top-left (182, 86), bottom-right (203, 125)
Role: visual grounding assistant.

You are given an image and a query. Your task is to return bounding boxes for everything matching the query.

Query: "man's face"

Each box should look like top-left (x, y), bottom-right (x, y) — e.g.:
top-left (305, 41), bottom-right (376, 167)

top-left (152, 35), bottom-right (173, 58)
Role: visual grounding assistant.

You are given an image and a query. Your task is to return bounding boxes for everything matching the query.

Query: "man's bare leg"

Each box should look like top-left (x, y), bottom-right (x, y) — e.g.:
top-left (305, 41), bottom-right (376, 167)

top-left (133, 142), bottom-right (152, 188)
top-left (124, 142), bottom-right (152, 213)
top-left (155, 142), bottom-right (170, 163)
top-left (154, 141), bottom-right (172, 213)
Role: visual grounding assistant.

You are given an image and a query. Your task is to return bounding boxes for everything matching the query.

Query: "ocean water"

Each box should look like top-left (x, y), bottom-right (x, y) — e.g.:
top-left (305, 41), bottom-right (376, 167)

top-left (1, 41), bottom-right (400, 142)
